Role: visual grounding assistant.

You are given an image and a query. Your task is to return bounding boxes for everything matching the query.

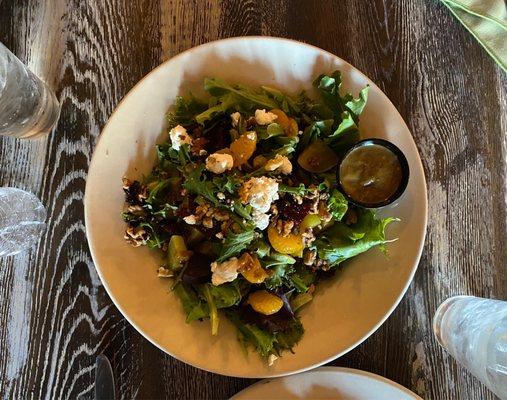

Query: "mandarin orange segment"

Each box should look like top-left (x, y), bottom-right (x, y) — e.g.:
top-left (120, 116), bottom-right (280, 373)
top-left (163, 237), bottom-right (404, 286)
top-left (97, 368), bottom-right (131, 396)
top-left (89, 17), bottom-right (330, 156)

top-left (230, 132), bottom-right (257, 167)
top-left (267, 225), bottom-right (304, 255)
top-left (287, 118), bottom-right (299, 137)
top-left (269, 109), bottom-right (290, 132)
top-left (248, 290), bottom-right (284, 315)
top-left (238, 253), bottom-right (269, 284)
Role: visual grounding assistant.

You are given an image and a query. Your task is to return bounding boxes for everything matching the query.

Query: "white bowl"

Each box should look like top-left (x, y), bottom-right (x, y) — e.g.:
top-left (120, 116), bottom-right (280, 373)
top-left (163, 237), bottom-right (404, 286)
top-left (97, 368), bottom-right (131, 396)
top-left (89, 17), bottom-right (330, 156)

top-left (85, 37), bottom-right (427, 378)
top-left (232, 367), bottom-right (422, 399)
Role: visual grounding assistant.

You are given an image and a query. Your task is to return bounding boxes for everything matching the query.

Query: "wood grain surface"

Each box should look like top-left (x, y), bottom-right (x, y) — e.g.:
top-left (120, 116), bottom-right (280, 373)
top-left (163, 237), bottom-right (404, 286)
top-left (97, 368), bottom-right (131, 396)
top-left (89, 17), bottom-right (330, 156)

top-left (0, 0), bottom-right (505, 399)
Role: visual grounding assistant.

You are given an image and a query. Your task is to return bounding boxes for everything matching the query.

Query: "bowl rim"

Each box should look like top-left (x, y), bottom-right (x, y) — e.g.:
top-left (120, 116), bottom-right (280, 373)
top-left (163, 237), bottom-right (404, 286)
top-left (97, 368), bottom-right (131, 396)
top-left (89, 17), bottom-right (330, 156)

top-left (84, 36), bottom-right (428, 378)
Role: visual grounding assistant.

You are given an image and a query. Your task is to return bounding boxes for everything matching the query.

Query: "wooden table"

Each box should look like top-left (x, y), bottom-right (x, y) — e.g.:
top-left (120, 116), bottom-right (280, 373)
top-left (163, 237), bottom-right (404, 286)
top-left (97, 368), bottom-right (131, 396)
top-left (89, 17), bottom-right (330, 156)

top-left (1, 1), bottom-right (505, 399)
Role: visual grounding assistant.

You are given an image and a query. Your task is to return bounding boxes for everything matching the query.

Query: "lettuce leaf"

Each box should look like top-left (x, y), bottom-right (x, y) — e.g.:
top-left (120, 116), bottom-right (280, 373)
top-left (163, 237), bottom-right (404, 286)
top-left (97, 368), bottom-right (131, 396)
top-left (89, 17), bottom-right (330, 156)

top-left (313, 209), bottom-right (397, 267)
top-left (226, 310), bottom-right (276, 358)
top-left (327, 189), bottom-right (348, 221)
top-left (275, 318), bottom-right (304, 352)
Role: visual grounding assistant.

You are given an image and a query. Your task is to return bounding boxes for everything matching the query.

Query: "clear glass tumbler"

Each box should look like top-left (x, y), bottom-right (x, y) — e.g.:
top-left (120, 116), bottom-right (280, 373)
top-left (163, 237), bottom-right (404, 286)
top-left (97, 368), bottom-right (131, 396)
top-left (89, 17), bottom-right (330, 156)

top-left (433, 295), bottom-right (507, 399)
top-left (0, 188), bottom-right (47, 257)
top-left (0, 42), bottom-right (60, 138)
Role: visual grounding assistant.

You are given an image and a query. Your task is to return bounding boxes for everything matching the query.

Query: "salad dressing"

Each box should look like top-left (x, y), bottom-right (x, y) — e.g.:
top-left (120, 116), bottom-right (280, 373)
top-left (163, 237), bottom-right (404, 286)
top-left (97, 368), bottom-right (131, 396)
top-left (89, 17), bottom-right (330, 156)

top-left (340, 144), bottom-right (402, 205)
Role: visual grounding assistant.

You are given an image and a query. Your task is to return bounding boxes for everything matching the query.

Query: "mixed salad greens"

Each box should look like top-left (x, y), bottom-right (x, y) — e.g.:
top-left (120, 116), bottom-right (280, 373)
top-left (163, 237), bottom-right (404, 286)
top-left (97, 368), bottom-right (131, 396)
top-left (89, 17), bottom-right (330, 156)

top-left (122, 71), bottom-right (397, 365)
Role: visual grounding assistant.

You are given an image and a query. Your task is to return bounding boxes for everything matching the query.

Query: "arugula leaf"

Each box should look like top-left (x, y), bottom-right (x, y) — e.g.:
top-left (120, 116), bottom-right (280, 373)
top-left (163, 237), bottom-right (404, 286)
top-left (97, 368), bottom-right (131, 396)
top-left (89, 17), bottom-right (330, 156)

top-left (212, 175), bottom-right (241, 194)
top-left (195, 93), bottom-right (237, 124)
top-left (313, 209), bottom-right (397, 266)
top-left (263, 136), bottom-right (299, 158)
top-left (217, 229), bottom-right (256, 262)
top-left (167, 94), bottom-right (207, 128)
top-left (253, 238), bottom-right (271, 259)
top-left (233, 200), bottom-right (252, 220)
top-left (204, 78), bottom-right (279, 109)
top-left (226, 310), bottom-right (276, 358)
top-left (327, 189), bottom-right (348, 221)
top-left (182, 164), bottom-right (219, 206)
top-left (278, 183), bottom-right (310, 197)
top-left (257, 123), bottom-right (285, 140)
top-left (299, 119), bottom-right (334, 150)
top-left (173, 283), bottom-right (209, 322)
top-left (261, 86), bottom-right (301, 114)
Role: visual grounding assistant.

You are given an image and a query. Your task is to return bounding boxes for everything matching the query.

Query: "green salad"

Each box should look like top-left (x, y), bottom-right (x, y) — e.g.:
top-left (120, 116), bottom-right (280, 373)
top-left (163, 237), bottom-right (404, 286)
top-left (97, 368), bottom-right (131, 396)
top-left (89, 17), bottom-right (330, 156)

top-left (122, 71), bottom-right (397, 365)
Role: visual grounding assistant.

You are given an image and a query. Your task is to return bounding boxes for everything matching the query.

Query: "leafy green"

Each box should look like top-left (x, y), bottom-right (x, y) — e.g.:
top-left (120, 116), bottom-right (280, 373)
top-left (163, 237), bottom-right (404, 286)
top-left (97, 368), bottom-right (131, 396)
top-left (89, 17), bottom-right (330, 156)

top-left (217, 229), bottom-right (256, 262)
top-left (257, 123), bottom-right (285, 140)
top-left (167, 94), bottom-right (207, 128)
top-left (233, 201), bottom-right (252, 220)
top-left (253, 238), bottom-right (271, 259)
top-left (202, 284), bottom-right (219, 335)
top-left (345, 86), bottom-right (369, 118)
top-left (313, 209), bottom-right (397, 267)
top-left (275, 318), bottom-right (304, 352)
top-left (182, 164), bottom-right (219, 206)
top-left (261, 85), bottom-right (301, 114)
top-left (288, 264), bottom-right (315, 293)
top-left (212, 175), bottom-right (241, 194)
top-left (327, 189), bottom-right (348, 221)
top-left (261, 252), bottom-right (297, 269)
top-left (226, 310), bottom-right (276, 357)
top-left (278, 183), bottom-right (311, 197)
top-left (208, 282), bottom-right (243, 308)
top-left (290, 292), bottom-right (313, 312)
top-left (173, 283), bottom-right (208, 322)
top-left (263, 136), bottom-right (299, 158)
top-left (264, 264), bottom-right (295, 290)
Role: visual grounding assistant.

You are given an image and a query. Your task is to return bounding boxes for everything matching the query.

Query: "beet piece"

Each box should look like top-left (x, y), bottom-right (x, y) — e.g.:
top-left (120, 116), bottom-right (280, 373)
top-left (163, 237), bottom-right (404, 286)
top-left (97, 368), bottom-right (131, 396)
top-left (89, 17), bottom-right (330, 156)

top-left (202, 115), bottom-right (232, 153)
top-left (275, 198), bottom-right (313, 225)
top-left (182, 253), bottom-right (212, 284)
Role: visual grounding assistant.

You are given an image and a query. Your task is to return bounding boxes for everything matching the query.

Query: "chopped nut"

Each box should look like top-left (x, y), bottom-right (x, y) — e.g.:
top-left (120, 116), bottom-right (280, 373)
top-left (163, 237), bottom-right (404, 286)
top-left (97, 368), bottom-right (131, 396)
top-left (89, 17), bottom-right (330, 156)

top-left (303, 249), bottom-right (317, 266)
top-left (275, 219), bottom-right (295, 237)
top-left (215, 232), bottom-right (224, 239)
top-left (183, 215), bottom-right (197, 225)
top-left (301, 228), bottom-right (316, 246)
top-left (318, 200), bottom-right (332, 223)
top-left (202, 217), bottom-right (214, 229)
top-left (124, 226), bottom-right (149, 247)
top-left (157, 267), bottom-right (173, 278)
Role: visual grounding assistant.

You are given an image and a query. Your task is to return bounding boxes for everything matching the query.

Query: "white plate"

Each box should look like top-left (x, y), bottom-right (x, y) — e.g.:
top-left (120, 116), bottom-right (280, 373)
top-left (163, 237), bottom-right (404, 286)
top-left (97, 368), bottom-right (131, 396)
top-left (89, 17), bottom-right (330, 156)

top-left (85, 37), bottom-right (427, 378)
top-left (231, 367), bottom-right (423, 399)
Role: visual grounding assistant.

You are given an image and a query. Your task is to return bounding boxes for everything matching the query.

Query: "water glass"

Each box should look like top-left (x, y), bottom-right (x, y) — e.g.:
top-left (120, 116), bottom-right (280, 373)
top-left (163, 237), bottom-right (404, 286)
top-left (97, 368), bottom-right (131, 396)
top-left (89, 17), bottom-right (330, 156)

top-left (433, 295), bottom-right (507, 399)
top-left (0, 188), bottom-right (46, 257)
top-left (0, 42), bottom-right (60, 138)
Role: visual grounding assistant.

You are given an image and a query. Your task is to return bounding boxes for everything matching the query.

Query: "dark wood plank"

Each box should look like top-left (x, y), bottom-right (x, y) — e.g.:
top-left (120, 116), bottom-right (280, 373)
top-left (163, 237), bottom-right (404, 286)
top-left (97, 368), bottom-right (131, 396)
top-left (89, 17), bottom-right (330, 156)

top-left (0, 0), bottom-right (505, 399)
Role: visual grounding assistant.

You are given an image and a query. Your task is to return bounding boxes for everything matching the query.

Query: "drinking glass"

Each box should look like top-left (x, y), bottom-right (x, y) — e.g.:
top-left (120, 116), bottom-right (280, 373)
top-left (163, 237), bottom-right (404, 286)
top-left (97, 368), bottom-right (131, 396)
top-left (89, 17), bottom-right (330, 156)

top-left (0, 42), bottom-right (60, 138)
top-left (433, 295), bottom-right (507, 399)
top-left (0, 188), bottom-right (46, 257)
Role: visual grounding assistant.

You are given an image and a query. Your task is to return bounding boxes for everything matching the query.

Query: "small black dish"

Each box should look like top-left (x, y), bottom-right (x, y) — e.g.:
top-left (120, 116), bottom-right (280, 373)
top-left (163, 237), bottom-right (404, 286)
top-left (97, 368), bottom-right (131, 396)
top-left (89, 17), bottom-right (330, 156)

top-left (336, 138), bottom-right (410, 209)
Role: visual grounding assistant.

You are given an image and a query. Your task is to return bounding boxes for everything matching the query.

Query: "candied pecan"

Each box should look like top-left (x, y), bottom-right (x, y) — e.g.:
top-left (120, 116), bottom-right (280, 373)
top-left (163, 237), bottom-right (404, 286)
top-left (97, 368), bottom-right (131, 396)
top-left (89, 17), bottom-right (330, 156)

top-left (124, 226), bottom-right (149, 247)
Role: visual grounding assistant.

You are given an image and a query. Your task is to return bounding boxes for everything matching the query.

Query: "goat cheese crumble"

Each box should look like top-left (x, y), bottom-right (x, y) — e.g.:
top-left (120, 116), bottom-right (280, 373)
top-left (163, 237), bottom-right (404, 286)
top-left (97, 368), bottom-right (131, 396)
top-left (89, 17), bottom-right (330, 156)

top-left (169, 125), bottom-right (192, 150)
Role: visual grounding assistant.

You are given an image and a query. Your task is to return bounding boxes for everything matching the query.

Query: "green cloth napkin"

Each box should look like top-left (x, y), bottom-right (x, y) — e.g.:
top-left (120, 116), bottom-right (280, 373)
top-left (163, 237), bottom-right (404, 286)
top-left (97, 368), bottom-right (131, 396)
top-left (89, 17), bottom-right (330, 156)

top-left (440, 0), bottom-right (507, 72)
